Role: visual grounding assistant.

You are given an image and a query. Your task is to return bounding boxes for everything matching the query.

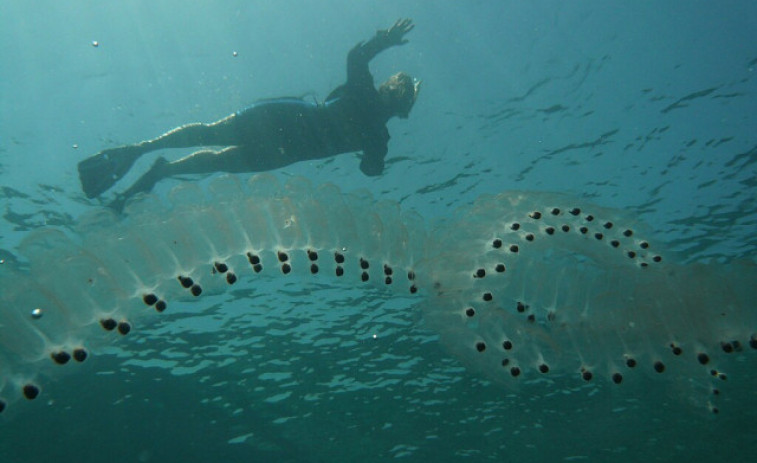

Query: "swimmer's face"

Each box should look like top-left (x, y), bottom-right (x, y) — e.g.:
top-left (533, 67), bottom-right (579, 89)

top-left (379, 72), bottom-right (421, 119)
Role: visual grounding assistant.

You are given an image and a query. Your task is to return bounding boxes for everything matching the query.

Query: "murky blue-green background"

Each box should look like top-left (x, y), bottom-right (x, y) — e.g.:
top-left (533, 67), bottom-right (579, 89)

top-left (1, 1), bottom-right (755, 461)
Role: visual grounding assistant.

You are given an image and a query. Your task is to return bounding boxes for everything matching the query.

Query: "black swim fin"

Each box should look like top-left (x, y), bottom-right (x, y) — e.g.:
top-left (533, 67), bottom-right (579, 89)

top-left (77, 145), bottom-right (145, 198)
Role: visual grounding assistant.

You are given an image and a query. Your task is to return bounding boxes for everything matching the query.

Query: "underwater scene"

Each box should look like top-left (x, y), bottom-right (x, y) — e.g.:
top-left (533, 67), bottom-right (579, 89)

top-left (1, 1), bottom-right (756, 462)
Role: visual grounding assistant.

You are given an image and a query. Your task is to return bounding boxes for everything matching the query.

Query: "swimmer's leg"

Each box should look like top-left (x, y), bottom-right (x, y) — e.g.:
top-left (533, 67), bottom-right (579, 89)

top-left (110, 146), bottom-right (255, 210)
top-left (78, 114), bottom-right (239, 198)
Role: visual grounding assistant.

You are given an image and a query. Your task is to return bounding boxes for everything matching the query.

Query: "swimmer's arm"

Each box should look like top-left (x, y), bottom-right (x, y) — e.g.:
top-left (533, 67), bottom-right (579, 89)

top-left (347, 19), bottom-right (414, 84)
top-left (361, 18), bottom-right (414, 59)
top-left (359, 144), bottom-right (388, 177)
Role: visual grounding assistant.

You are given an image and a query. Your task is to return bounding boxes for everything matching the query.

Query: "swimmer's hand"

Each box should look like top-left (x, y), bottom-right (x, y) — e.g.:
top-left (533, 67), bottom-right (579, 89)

top-left (378, 18), bottom-right (414, 47)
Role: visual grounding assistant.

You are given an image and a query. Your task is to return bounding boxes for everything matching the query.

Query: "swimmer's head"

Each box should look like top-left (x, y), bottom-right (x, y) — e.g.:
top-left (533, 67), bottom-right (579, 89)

top-left (379, 72), bottom-right (421, 119)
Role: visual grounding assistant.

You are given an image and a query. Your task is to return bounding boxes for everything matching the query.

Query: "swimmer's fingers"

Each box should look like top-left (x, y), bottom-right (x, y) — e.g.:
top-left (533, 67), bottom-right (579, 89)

top-left (386, 18), bottom-right (414, 45)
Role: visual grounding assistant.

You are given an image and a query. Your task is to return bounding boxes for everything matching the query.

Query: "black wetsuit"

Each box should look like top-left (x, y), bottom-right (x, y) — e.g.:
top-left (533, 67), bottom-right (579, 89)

top-left (229, 40), bottom-right (392, 176)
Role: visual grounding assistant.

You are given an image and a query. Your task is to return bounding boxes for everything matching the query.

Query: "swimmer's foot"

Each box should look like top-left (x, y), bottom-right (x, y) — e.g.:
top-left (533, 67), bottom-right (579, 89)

top-left (78, 145), bottom-right (148, 198)
top-left (107, 157), bottom-right (169, 213)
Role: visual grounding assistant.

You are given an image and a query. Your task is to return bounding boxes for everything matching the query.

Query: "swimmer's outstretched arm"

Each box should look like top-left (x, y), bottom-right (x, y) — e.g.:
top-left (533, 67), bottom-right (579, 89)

top-left (362, 19), bottom-right (414, 57)
top-left (347, 19), bottom-right (414, 85)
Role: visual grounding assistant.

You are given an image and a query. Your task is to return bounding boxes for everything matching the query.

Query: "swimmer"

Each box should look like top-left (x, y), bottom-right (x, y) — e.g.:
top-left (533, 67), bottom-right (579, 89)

top-left (78, 19), bottom-right (420, 205)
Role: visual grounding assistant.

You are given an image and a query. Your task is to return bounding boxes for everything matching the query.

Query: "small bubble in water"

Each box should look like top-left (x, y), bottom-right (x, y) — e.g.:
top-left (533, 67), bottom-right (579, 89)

top-left (91, 40), bottom-right (99, 47)
top-left (31, 308), bottom-right (43, 319)
top-left (232, 51), bottom-right (238, 57)
top-left (72, 144), bottom-right (78, 149)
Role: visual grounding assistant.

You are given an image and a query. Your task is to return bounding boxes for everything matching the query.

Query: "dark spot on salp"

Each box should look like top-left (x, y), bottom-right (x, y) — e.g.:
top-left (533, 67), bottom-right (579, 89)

top-left (190, 284), bottom-right (202, 296)
top-left (475, 341), bottom-right (486, 352)
top-left (594, 233), bottom-right (603, 240)
top-left (510, 367), bottom-right (521, 377)
top-left (711, 406), bottom-right (720, 414)
top-left (384, 265), bottom-right (393, 276)
top-left (561, 225), bottom-right (570, 232)
top-left (585, 215), bottom-right (594, 222)
top-left (407, 271), bottom-right (416, 281)
top-left (721, 342), bottom-right (734, 353)
top-left (640, 262), bottom-right (649, 268)
top-left (710, 370), bottom-right (727, 381)
top-left (100, 318), bottom-right (117, 331)
top-left (360, 258), bottom-right (369, 270)
top-left (465, 307), bottom-right (475, 317)
top-left (640, 241), bottom-right (649, 249)
top-left (214, 262), bottom-right (228, 273)
top-left (177, 275), bottom-right (194, 288)
top-left (750, 335), bottom-right (757, 350)
top-left (361, 271), bottom-right (369, 282)
top-left (253, 264), bottom-right (263, 273)
top-left (226, 273), bottom-right (237, 284)
top-left (545, 227), bottom-right (555, 235)
top-left (495, 264), bottom-right (506, 273)
top-left (307, 250), bottom-right (318, 261)
top-left (482, 292), bottom-right (493, 302)
top-left (334, 252), bottom-right (345, 264)
top-left (612, 373), bottom-right (623, 384)
top-left (579, 227), bottom-right (589, 234)
top-left (539, 364), bottom-right (549, 373)
top-left (51, 351), bottom-right (71, 365)
top-left (501, 358), bottom-right (510, 367)
top-left (547, 311), bottom-right (556, 322)
top-left (281, 263), bottom-right (292, 275)
top-left (654, 361), bottom-right (665, 373)
top-left (516, 302), bottom-right (527, 313)
top-left (653, 255), bottom-right (662, 263)
top-left (603, 221), bottom-right (613, 229)
top-left (529, 211), bottom-right (542, 219)
top-left (510, 223), bottom-right (521, 231)
top-left (143, 294), bottom-right (158, 306)
top-left (670, 344), bottom-right (682, 356)
top-left (551, 208), bottom-right (560, 215)
top-left (569, 208), bottom-right (581, 216)
top-left (502, 340), bottom-right (513, 350)
top-left (155, 300), bottom-right (167, 312)
top-left (626, 358), bottom-right (637, 368)
top-left (475, 268), bottom-right (486, 278)
top-left (335, 266), bottom-right (344, 277)
top-left (23, 384), bottom-right (40, 400)
top-left (582, 370), bottom-right (593, 381)
top-left (247, 253), bottom-right (260, 265)
top-left (0, 399), bottom-right (6, 413)
top-left (384, 276), bottom-right (392, 285)
top-left (277, 251), bottom-right (289, 263)
top-left (527, 314), bottom-right (535, 323)
top-left (311, 264), bottom-right (319, 274)
top-left (697, 353), bottom-right (710, 365)
top-left (409, 285), bottom-right (418, 294)
top-left (117, 321), bottom-right (131, 335)
top-left (713, 388), bottom-right (720, 396)
top-left (525, 234), bottom-right (535, 242)
top-left (73, 348), bottom-right (87, 362)
top-left (492, 238), bottom-right (503, 248)
top-left (610, 240), bottom-right (620, 248)
top-left (627, 251), bottom-right (637, 258)
top-left (509, 245), bottom-right (519, 253)
top-left (623, 229), bottom-right (633, 237)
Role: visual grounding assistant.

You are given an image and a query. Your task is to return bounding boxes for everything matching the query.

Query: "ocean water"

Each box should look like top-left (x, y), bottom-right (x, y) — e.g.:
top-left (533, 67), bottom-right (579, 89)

top-left (1, 1), bottom-right (756, 462)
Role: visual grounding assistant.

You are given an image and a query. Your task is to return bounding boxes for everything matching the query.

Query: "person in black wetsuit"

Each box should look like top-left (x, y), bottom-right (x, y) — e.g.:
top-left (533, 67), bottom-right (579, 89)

top-left (77, 19), bottom-right (420, 203)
